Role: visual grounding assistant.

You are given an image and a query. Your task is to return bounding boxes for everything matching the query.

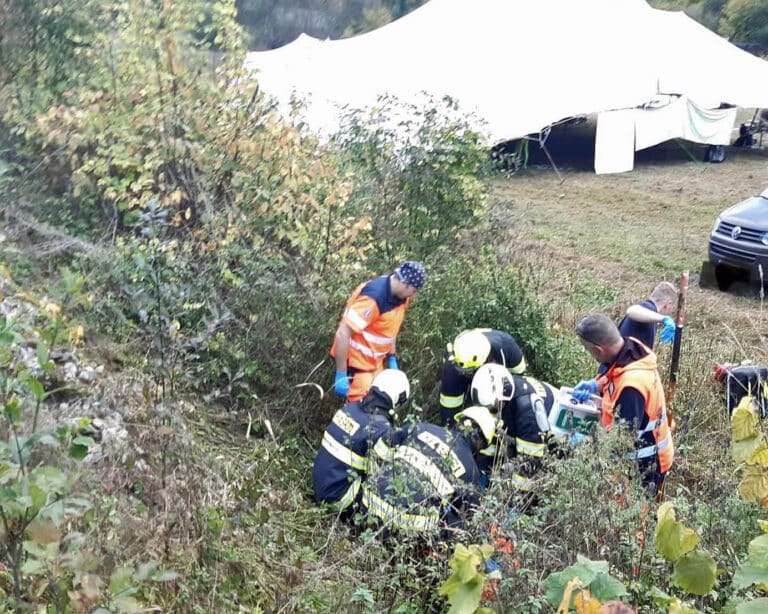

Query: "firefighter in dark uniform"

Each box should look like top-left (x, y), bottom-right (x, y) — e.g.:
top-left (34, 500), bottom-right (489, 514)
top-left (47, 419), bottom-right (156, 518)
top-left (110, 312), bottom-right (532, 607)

top-left (470, 363), bottom-right (555, 496)
top-left (439, 328), bottom-right (526, 426)
top-left (313, 369), bottom-right (410, 517)
top-left (360, 406), bottom-right (498, 539)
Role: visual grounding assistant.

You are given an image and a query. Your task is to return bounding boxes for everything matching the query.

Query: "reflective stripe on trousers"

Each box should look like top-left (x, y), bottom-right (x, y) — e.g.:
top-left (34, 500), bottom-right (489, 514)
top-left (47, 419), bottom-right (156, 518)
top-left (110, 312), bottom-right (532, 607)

top-left (336, 479), bottom-right (362, 511)
top-left (515, 437), bottom-right (545, 458)
top-left (511, 473), bottom-right (534, 491)
top-left (440, 393), bottom-right (465, 409)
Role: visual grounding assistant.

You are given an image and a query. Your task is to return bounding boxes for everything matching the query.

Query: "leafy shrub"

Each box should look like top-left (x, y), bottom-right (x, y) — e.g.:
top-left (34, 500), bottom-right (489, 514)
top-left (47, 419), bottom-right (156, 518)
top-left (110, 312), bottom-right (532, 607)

top-left (331, 93), bottom-right (493, 267)
top-left (3, 0), bottom-right (248, 233)
top-left (0, 270), bottom-right (179, 612)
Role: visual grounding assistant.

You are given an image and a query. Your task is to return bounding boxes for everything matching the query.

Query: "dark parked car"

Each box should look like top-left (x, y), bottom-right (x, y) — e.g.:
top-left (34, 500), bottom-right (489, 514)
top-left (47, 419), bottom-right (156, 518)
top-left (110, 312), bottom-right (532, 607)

top-left (708, 188), bottom-right (768, 290)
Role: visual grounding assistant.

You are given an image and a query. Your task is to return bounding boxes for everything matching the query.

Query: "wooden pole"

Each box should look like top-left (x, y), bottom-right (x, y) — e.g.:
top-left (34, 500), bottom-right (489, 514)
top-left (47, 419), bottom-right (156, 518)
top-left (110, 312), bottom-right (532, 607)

top-left (666, 270), bottom-right (689, 430)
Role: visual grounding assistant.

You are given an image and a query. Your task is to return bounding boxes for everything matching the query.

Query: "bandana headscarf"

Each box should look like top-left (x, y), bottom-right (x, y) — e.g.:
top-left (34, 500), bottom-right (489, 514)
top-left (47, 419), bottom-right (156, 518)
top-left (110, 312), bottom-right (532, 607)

top-left (394, 261), bottom-right (426, 289)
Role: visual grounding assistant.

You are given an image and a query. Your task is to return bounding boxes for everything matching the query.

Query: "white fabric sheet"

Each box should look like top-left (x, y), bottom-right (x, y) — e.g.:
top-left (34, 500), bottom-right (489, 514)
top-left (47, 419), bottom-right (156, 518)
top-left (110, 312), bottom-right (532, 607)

top-left (595, 110), bottom-right (636, 174)
top-left (595, 97), bottom-right (738, 173)
top-left (683, 100), bottom-right (738, 144)
top-left (634, 97), bottom-right (687, 151)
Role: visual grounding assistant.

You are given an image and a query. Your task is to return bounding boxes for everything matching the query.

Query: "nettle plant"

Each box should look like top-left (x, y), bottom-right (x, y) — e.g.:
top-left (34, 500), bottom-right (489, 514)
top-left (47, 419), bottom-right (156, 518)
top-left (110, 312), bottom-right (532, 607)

top-left (0, 272), bottom-right (93, 607)
top-left (0, 272), bottom-right (172, 612)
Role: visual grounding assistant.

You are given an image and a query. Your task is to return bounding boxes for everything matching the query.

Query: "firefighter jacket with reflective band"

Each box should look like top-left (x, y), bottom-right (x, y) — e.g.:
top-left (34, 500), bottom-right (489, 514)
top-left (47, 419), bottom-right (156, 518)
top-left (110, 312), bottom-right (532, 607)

top-left (439, 329), bottom-right (526, 419)
top-left (361, 422), bottom-right (482, 534)
top-left (330, 275), bottom-right (409, 372)
top-left (497, 374), bottom-right (556, 491)
top-left (312, 400), bottom-right (395, 511)
top-left (598, 338), bottom-right (674, 474)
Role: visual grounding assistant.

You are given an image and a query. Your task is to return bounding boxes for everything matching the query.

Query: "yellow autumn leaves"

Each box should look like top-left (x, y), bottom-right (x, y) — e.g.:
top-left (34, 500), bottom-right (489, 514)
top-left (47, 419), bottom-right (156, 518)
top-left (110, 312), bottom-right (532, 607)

top-left (732, 396), bottom-right (768, 505)
top-left (558, 580), bottom-right (602, 614)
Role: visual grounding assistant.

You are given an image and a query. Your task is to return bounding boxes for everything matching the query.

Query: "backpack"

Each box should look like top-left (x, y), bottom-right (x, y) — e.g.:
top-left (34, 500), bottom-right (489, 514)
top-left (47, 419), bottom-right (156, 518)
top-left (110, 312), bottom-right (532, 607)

top-left (719, 365), bottom-right (768, 418)
top-left (704, 145), bottom-right (726, 163)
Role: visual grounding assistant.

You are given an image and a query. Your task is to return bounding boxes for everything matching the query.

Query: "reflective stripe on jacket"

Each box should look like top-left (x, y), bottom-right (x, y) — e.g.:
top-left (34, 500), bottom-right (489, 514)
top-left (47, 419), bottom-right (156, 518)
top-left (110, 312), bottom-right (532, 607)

top-left (362, 422), bottom-right (481, 534)
top-left (312, 402), bottom-right (394, 508)
top-left (330, 276), bottom-right (409, 371)
top-left (599, 339), bottom-right (674, 474)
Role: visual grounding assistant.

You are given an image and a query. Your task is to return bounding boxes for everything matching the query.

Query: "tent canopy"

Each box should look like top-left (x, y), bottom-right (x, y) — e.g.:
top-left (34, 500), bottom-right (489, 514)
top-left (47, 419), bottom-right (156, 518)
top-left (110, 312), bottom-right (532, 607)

top-left (244, 0), bottom-right (768, 169)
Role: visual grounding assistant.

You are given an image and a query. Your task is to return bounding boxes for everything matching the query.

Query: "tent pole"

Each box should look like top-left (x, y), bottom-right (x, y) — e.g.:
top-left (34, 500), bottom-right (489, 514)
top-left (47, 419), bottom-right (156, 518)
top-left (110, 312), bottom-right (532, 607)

top-left (539, 139), bottom-right (565, 184)
top-left (673, 139), bottom-right (706, 168)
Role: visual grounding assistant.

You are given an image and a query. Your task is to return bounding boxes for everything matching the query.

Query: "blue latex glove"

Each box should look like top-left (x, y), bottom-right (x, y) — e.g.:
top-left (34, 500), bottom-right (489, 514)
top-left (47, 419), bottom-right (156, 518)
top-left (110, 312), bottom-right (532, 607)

top-left (386, 354), bottom-right (399, 370)
top-left (569, 432), bottom-right (586, 446)
top-left (659, 316), bottom-right (676, 344)
top-left (572, 379), bottom-right (598, 402)
top-left (334, 371), bottom-right (350, 397)
top-left (485, 558), bottom-right (503, 574)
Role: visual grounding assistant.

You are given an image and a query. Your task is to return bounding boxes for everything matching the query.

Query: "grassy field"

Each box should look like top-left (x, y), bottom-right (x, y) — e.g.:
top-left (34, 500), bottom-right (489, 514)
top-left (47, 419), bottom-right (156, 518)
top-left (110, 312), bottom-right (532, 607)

top-left (492, 146), bottom-right (768, 362)
top-left (489, 149), bottom-right (768, 511)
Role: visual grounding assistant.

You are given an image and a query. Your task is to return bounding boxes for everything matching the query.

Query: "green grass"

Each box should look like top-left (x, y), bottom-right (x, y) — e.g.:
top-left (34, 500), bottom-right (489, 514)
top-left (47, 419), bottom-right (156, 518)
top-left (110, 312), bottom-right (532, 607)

top-left (491, 149), bottom-right (768, 365)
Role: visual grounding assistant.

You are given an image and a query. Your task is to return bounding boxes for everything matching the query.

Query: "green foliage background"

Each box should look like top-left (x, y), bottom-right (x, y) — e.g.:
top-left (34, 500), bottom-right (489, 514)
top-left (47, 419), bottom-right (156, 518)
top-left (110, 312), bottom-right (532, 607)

top-left (0, 1), bottom-right (580, 608)
top-left (2, 0), bottom-right (768, 612)
top-left (650, 0), bottom-right (768, 44)
top-left (231, 0), bottom-right (768, 50)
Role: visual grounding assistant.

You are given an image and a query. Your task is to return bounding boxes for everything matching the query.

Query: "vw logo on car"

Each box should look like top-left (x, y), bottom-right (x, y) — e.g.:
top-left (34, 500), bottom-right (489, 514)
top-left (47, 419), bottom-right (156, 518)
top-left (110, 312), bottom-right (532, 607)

top-left (707, 187), bottom-right (768, 291)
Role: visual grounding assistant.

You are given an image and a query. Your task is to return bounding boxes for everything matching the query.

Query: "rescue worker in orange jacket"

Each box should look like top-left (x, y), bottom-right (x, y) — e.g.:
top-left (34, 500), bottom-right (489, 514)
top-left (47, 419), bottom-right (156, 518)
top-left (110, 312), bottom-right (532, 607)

top-left (470, 364), bottom-right (556, 494)
top-left (573, 314), bottom-right (674, 495)
top-left (331, 261), bottom-right (426, 402)
top-left (313, 370), bottom-right (410, 517)
top-left (439, 328), bottom-right (526, 425)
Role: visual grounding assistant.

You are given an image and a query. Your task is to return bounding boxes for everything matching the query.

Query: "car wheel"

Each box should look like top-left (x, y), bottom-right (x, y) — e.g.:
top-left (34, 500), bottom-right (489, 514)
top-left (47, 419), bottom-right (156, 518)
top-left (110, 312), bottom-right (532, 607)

top-left (699, 261), bottom-right (717, 289)
top-left (715, 265), bottom-right (736, 291)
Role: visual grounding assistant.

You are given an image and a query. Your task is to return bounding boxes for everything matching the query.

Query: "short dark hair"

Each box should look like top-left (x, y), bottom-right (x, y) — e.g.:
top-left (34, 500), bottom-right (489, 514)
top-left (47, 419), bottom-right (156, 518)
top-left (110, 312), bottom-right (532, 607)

top-left (575, 314), bottom-right (621, 346)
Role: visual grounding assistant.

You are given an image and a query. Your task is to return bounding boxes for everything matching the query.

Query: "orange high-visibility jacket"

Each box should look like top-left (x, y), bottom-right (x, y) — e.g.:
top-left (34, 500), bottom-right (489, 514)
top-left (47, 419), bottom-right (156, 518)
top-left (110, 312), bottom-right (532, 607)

top-left (599, 340), bottom-right (674, 474)
top-left (330, 275), bottom-right (410, 372)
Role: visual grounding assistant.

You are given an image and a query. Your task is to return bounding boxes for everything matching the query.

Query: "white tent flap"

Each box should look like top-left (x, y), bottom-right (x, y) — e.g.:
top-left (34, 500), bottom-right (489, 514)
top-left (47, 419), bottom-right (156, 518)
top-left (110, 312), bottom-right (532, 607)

top-left (635, 97), bottom-right (687, 151)
top-left (595, 110), bottom-right (636, 174)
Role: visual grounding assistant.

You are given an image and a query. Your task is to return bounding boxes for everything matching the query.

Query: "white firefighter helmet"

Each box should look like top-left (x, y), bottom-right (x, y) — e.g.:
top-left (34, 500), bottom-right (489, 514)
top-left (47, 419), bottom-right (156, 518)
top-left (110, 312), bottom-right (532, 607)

top-left (452, 329), bottom-right (492, 372)
top-left (470, 363), bottom-right (515, 407)
top-left (455, 405), bottom-right (498, 446)
top-left (370, 369), bottom-right (410, 410)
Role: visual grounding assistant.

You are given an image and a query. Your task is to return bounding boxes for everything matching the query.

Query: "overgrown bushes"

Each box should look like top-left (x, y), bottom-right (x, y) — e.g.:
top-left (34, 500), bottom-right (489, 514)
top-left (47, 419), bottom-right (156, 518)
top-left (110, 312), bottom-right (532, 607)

top-left (8, 2), bottom-right (768, 613)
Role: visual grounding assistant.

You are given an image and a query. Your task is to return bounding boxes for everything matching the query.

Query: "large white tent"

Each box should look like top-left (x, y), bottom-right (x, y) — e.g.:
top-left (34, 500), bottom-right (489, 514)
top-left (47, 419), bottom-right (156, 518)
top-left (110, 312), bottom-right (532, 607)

top-left (244, 0), bottom-right (768, 173)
